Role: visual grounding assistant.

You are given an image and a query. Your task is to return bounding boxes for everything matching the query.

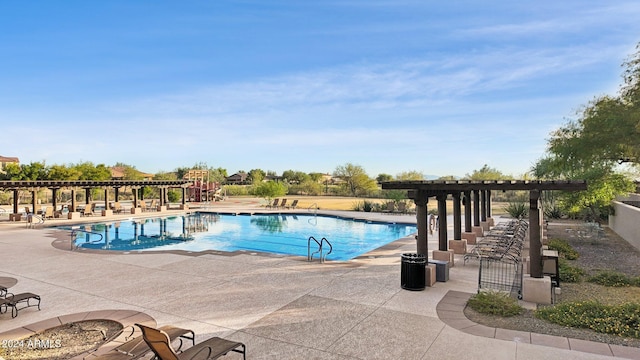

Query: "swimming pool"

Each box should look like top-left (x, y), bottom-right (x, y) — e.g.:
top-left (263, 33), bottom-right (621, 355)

top-left (61, 213), bottom-right (417, 261)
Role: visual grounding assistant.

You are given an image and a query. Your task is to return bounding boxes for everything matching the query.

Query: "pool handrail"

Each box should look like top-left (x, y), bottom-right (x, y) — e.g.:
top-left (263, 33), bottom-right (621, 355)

top-left (70, 229), bottom-right (104, 250)
top-left (308, 236), bottom-right (333, 263)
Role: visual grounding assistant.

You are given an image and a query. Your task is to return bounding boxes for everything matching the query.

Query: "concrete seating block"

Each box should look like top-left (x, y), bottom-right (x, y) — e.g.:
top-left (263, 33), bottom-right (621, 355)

top-left (432, 250), bottom-right (454, 267)
top-left (480, 221), bottom-right (490, 231)
top-left (9, 213), bottom-right (22, 221)
top-left (472, 226), bottom-right (484, 237)
top-left (461, 232), bottom-right (477, 245)
top-left (101, 209), bottom-right (113, 217)
top-left (488, 217), bottom-right (495, 226)
top-left (180, 204), bottom-right (189, 210)
top-left (67, 212), bottom-right (80, 220)
top-left (425, 264), bottom-right (437, 287)
top-left (448, 239), bottom-right (467, 255)
top-left (157, 206), bottom-right (167, 212)
top-left (131, 207), bottom-right (142, 215)
top-left (522, 276), bottom-right (552, 305)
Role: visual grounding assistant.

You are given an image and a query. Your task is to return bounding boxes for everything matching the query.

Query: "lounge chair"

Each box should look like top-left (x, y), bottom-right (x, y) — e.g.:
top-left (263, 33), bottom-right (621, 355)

top-left (0, 288), bottom-right (41, 318)
top-left (266, 199), bottom-right (279, 209)
top-left (149, 199), bottom-right (158, 212)
top-left (139, 200), bottom-right (147, 212)
top-left (82, 203), bottom-right (95, 216)
top-left (91, 325), bottom-right (195, 360)
top-left (286, 199), bottom-right (298, 209)
top-left (279, 199), bottom-right (288, 209)
top-left (44, 206), bottom-right (54, 219)
top-left (136, 323), bottom-right (246, 360)
top-left (110, 202), bottom-right (123, 214)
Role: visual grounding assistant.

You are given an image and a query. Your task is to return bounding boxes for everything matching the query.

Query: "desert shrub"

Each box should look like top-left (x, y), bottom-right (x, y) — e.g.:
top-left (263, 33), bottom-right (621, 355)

top-left (547, 238), bottom-right (579, 260)
top-left (558, 259), bottom-right (585, 283)
top-left (505, 202), bottom-right (528, 219)
top-left (352, 200), bottom-right (375, 212)
top-left (588, 270), bottom-right (640, 287)
top-left (467, 291), bottom-right (523, 317)
top-left (223, 185), bottom-right (250, 196)
top-left (544, 204), bottom-right (565, 219)
top-left (536, 301), bottom-right (640, 338)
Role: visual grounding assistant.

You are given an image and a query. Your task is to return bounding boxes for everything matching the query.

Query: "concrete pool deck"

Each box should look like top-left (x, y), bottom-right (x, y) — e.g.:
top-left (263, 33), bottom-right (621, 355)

top-left (1, 202), bottom-right (639, 359)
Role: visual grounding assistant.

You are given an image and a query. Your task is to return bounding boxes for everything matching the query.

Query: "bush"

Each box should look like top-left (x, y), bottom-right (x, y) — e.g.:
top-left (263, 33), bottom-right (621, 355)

top-left (223, 185), bottom-right (250, 196)
top-left (353, 200), bottom-right (375, 212)
top-left (467, 291), bottom-right (523, 317)
top-left (558, 258), bottom-right (585, 283)
top-left (547, 238), bottom-right (579, 260)
top-left (588, 270), bottom-right (640, 287)
top-left (536, 301), bottom-right (640, 339)
top-left (544, 204), bottom-right (564, 219)
top-left (505, 202), bottom-right (528, 219)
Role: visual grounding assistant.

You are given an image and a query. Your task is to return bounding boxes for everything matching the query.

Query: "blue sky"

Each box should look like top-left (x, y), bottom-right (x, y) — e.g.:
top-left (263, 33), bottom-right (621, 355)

top-left (2, 1), bottom-right (639, 178)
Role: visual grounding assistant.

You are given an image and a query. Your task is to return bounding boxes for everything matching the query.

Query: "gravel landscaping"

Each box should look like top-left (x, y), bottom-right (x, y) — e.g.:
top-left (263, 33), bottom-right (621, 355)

top-left (464, 220), bottom-right (640, 348)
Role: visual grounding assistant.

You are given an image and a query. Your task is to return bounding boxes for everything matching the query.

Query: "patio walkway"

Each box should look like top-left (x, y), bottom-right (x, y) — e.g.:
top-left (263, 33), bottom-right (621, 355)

top-left (1, 203), bottom-right (638, 359)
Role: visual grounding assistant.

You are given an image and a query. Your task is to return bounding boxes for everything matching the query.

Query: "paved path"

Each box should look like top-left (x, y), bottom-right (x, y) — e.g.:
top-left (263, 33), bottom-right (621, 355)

top-left (1, 204), bottom-right (639, 359)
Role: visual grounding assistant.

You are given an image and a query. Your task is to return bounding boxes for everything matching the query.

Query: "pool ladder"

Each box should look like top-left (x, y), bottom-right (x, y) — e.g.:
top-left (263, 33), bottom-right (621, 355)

top-left (70, 229), bottom-right (104, 251)
top-left (308, 236), bottom-right (332, 263)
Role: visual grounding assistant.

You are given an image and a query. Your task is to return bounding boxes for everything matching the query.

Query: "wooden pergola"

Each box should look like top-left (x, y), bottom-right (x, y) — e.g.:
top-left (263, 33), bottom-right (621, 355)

top-left (382, 180), bottom-right (587, 278)
top-left (0, 180), bottom-right (192, 218)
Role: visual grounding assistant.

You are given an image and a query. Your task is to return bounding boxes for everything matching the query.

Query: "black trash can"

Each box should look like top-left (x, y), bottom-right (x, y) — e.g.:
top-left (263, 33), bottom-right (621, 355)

top-left (401, 253), bottom-right (426, 290)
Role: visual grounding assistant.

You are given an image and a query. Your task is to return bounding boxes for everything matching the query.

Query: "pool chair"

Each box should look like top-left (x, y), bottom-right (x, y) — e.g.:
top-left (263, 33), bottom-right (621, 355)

top-left (0, 289), bottom-right (41, 318)
top-left (279, 198), bottom-right (288, 209)
top-left (82, 203), bottom-right (95, 216)
top-left (90, 325), bottom-right (195, 360)
top-left (136, 323), bottom-right (246, 360)
top-left (266, 199), bottom-right (279, 209)
top-left (286, 199), bottom-right (298, 209)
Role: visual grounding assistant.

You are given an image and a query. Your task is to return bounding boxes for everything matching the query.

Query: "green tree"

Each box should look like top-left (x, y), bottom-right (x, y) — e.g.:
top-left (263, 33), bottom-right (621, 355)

top-left (396, 171), bottom-right (424, 180)
top-left (209, 167), bottom-right (228, 183)
top-left (253, 181), bottom-right (288, 203)
top-left (464, 164), bottom-right (510, 180)
top-left (333, 163), bottom-right (378, 196)
top-left (532, 44), bottom-right (640, 221)
top-left (309, 172), bottom-right (324, 182)
top-left (0, 163), bottom-right (22, 180)
top-left (73, 162), bottom-right (111, 180)
top-left (248, 169), bottom-right (266, 184)
top-left (376, 173), bottom-right (394, 183)
top-left (48, 164), bottom-right (80, 180)
top-left (20, 162), bottom-right (48, 180)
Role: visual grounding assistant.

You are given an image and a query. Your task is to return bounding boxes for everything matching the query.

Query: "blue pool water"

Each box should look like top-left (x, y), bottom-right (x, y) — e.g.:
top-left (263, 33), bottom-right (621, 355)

top-left (61, 213), bottom-right (417, 261)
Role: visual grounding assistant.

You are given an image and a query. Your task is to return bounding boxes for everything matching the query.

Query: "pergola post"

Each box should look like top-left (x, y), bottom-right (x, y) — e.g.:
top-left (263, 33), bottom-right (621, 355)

top-left (480, 190), bottom-right (487, 222)
top-left (12, 190), bottom-right (19, 214)
top-left (70, 189), bottom-right (76, 212)
top-left (414, 191), bottom-right (428, 256)
top-left (473, 190), bottom-right (480, 227)
top-left (30, 190), bottom-right (36, 214)
top-left (463, 191), bottom-right (472, 232)
top-left (529, 190), bottom-right (543, 278)
top-left (437, 193), bottom-right (448, 251)
top-left (452, 192), bottom-right (461, 240)
top-left (51, 188), bottom-right (58, 212)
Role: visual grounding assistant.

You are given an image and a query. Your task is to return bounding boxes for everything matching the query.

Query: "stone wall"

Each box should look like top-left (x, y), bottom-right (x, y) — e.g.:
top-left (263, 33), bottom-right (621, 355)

top-left (609, 194), bottom-right (640, 252)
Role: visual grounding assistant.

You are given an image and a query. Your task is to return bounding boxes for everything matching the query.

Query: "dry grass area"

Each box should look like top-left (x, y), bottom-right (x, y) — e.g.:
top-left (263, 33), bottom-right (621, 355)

top-left (256, 195), bottom-right (509, 214)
